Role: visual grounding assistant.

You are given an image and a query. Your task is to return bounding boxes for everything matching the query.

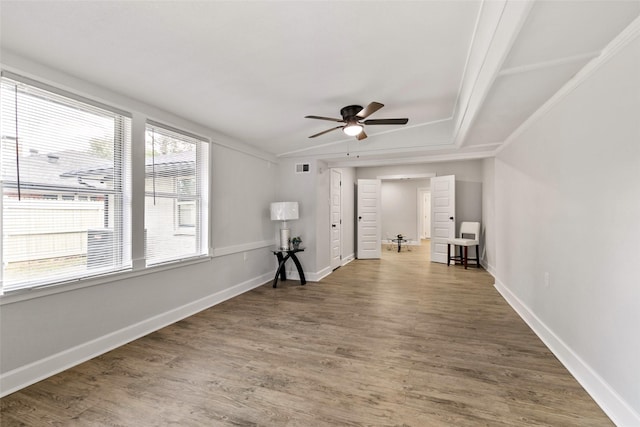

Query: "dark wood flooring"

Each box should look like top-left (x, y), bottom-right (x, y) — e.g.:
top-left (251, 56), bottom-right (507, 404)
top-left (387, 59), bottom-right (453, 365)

top-left (0, 242), bottom-right (613, 426)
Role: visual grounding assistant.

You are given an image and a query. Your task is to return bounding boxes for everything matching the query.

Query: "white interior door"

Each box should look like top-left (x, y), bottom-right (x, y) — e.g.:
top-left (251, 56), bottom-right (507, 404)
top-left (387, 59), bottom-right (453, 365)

top-left (357, 179), bottom-right (381, 259)
top-left (330, 169), bottom-right (342, 270)
top-left (430, 175), bottom-right (455, 263)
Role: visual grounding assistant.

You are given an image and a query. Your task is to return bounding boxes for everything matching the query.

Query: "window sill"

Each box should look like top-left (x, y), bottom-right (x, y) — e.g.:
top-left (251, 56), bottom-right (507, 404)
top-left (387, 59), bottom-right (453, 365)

top-left (0, 254), bottom-right (212, 306)
top-left (0, 239), bottom-right (276, 305)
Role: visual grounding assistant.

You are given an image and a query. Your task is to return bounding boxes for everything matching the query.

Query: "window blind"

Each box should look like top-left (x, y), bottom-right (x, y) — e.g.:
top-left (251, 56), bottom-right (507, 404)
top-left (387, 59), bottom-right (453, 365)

top-left (144, 121), bottom-right (208, 266)
top-left (0, 74), bottom-right (132, 293)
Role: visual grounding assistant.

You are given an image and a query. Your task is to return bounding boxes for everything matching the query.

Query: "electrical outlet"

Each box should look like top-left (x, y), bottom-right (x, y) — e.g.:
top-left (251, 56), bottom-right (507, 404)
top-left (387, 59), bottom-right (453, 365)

top-left (544, 272), bottom-right (550, 288)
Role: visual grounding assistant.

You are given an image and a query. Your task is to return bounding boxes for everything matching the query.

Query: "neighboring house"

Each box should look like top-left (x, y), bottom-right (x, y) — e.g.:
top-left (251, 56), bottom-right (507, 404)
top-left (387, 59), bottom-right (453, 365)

top-left (2, 148), bottom-right (111, 281)
top-left (1, 146), bottom-right (196, 283)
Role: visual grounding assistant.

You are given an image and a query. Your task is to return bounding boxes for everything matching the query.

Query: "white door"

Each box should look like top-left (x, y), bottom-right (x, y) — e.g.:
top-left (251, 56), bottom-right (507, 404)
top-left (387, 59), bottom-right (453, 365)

top-left (357, 179), bottom-right (381, 259)
top-left (330, 169), bottom-right (342, 270)
top-left (430, 175), bottom-right (455, 263)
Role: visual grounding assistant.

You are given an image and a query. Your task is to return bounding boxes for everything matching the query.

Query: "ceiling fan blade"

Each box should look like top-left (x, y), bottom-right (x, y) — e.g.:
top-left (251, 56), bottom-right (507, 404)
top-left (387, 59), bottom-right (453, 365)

top-left (364, 118), bottom-right (409, 125)
top-left (356, 102), bottom-right (384, 119)
top-left (309, 126), bottom-right (343, 138)
top-left (305, 115), bottom-right (344, 123)
top-left (356, 130), bottom-right (368, 141)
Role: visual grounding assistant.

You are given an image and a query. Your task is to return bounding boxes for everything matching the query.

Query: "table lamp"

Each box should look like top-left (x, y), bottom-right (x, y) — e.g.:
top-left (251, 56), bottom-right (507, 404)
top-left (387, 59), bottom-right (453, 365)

top-left (270, 201), bottom-right (299, 250)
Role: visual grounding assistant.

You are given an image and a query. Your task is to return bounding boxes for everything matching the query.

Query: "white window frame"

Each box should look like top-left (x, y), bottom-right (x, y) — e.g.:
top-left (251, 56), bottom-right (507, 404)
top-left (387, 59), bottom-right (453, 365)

top-left (144, 120), bottom-right (209, 267)
top-left (0, 72), bottom-right (212, 299)
top-left (0, 71), bottom-right (132, 294)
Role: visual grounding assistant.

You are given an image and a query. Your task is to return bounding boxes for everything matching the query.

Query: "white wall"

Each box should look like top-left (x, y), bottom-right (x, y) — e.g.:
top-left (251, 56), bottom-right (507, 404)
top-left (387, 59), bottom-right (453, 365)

top-left (0, 55), bottom-right (279, 395)
top-left (211, 145), bottom-right (276, 248)
top-left (272, 163), bottom-right (356, 280)
top-left (481, 158), bottom-right (495, 274)
top-left (455, 180), bottom-right (482, 235)
top-left (492, 34), bottom-right (640, 424)
top-left (274, 158), bottom-right (326, 278)
top-left (315, 160), bottom-right (331, 275)
top-left (381, 179), bottom-right (430, 241)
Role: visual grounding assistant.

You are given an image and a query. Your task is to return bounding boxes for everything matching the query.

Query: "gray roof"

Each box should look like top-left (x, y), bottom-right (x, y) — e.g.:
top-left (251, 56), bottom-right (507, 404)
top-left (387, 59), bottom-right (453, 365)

top-left (2, 150), bottom-right (195, 192)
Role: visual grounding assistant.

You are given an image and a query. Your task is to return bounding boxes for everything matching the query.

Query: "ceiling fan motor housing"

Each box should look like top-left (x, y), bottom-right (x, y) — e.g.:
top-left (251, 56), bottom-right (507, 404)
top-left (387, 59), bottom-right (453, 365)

top-left (340, 105), bottom-right (364, 120)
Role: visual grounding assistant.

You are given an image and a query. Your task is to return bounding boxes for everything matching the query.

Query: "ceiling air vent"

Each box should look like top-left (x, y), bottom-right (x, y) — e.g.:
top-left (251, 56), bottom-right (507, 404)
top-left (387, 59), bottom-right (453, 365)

top-left (295, 163), bottom-right (310, 174)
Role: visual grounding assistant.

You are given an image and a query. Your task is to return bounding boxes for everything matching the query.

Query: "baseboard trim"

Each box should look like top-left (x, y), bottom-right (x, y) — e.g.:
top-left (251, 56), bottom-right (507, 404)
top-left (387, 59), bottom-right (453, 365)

top-left (312, 266), bottom-right (333, 282)
top-left (494, 279), bottom-right (640, 427)
top-left (480, 259), bottom-right (496, 277)
top-left (285, 265), bottom-right (333, 283)
top-left (0, 272), bottom-right (272, 398)
top-left (342, 253), bottom-right (355, 266)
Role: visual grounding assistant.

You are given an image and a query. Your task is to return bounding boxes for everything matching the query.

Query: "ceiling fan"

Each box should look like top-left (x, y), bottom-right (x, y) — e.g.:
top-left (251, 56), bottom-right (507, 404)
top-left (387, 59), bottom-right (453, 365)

top-left (305, 102), bottom-right (408, 140)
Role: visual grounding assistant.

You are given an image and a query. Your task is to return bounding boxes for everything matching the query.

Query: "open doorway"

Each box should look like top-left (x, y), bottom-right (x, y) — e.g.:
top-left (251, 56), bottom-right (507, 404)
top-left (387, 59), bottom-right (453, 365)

top-left (378, 173), bottom-right (434, 247)
top-left (418, 187), bottom-right (431, 239)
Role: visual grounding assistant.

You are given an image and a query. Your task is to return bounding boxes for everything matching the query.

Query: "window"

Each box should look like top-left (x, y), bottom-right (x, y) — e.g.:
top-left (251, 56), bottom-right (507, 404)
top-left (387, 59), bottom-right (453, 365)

top-left (0, 72), bottom-right (132, 293)
top-left (145, 121), bottom-right (208, 265)
top-left (176, 177), bottom-right (196, 228)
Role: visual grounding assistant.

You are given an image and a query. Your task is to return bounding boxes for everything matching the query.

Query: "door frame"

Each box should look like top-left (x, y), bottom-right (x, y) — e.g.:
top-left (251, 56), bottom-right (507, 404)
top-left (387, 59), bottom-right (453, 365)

top-left (330, 169), bottom-right (342, 270)
top-left (417, 187), bottom-right (431, 239)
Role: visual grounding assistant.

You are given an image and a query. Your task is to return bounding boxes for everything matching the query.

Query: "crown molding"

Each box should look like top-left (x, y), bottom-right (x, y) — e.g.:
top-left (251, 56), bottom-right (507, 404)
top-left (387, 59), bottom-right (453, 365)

top-left (326, 150), bottom-right (494, 168)
top-left (498, 51), bottom-right (599, 77)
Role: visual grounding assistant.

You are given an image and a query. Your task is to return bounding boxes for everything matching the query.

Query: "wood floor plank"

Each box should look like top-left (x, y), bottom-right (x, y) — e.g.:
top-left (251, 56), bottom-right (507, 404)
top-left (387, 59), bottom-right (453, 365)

top-left (1, 242), bottom-right (613, 426)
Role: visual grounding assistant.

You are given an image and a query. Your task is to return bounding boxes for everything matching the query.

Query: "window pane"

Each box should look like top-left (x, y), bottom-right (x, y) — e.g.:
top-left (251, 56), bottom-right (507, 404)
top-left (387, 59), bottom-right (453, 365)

top-left (178, 201), bottom-right (196, 227)
top-left (1, 76), bottom-right (131, 292)
top-left (145, 123), bottom-right (207, 265)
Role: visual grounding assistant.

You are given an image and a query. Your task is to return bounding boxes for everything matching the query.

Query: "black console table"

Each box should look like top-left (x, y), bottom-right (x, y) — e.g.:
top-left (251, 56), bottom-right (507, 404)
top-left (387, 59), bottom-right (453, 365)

top-left (391, 238), bottom-right (407, 252)
top-left (271, 247), bottom-right (306, 288)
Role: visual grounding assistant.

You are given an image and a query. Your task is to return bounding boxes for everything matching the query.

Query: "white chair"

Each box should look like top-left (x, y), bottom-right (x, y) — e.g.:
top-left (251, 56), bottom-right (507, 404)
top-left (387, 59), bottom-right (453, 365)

top-left (447, 222), bottom-right (480, 269)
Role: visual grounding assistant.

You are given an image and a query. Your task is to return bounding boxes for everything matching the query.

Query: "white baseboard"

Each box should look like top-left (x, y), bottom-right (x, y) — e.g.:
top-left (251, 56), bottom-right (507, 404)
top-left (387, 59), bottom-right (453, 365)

top-left (342, 253), bottom-right (355, 266)
top-left (0, 272), bottom-right (272, 397)
top-left (494, 279), bottom-right (640, 427)
top-left (312, 265), bottom-right (333, 282)
top-left (284, 256), bottom-right (354, 284)
top-left (285, 265), bottom-right (332, 283)
top-left (480, 259), bottom-right (496, 277)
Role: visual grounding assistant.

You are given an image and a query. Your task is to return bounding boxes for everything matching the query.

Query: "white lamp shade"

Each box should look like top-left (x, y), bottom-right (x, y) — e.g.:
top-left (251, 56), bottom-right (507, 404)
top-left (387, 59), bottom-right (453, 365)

top-left (270, 202), bottom-right (299, 221)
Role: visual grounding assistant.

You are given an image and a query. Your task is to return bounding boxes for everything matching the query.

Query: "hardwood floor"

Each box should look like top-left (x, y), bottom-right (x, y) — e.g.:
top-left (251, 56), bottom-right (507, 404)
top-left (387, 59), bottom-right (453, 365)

top-left (1, 242), bottom-right (613, 426)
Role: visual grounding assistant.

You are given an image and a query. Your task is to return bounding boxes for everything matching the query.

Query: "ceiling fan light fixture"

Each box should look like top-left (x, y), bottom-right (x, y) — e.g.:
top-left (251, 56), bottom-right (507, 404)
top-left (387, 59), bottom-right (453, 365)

top-left (343, 123), bottom-right (363, 136)
top-left (306, 102), bottom-right (408, 140)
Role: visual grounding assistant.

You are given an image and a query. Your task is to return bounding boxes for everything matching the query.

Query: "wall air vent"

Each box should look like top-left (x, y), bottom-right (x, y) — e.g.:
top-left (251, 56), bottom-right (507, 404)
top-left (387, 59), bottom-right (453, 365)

top-left (295, 163), bottom-right (310, 173)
